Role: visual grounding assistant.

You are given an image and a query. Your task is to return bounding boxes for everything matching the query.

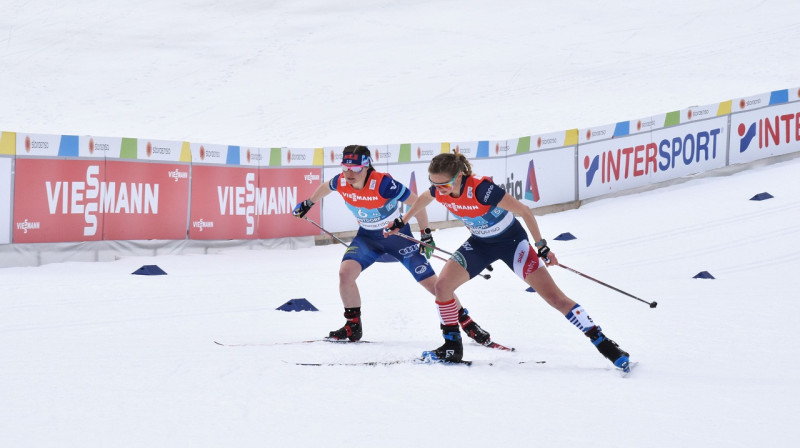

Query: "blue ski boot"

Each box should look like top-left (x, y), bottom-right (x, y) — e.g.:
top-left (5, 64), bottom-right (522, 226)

top-left (422, 325), bottom-right (463, 362)
top-left (585, 326), bottom-right (630, 369)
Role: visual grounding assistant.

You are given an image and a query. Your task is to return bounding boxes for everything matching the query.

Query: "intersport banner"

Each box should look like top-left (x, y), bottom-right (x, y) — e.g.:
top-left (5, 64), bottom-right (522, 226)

top-left (13, 158), bottom-right (190, 243)
top-left (189, 164), bottom-right (321, 240)
top-left (729, 89), bottom-right (800, 164)
top-left (578, 115), bottom-right (729, 200)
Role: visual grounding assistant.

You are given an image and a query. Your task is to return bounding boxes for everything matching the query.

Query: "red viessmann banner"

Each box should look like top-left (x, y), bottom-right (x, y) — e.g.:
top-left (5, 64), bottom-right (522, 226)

top-left (189, 166), bottom-right (321, 240)
top-left (102, 160), bottom-right (189, 240)
top-left (13, 158), bottom-right (190, 243)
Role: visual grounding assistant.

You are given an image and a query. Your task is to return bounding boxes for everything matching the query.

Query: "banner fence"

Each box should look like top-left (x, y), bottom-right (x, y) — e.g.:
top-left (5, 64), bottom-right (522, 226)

top-left (2, 87), bottom-right (798, 259)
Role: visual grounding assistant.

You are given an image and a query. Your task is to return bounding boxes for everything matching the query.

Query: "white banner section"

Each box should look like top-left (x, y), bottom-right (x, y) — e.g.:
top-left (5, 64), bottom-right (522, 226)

top-left (0, 157), bottom-right (11, 244)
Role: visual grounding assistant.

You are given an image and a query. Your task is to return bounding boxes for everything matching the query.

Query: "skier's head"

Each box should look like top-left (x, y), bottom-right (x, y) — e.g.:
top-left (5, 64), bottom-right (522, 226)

top-left (341, 145), bottom-right (373, 173)
top-left (428, 152), bottom-right (472, 194)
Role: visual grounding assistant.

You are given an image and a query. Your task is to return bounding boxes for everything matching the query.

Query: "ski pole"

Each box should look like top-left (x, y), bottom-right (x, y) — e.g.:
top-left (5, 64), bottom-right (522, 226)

top-left (558, 264), bottom-right (657, 309)
top-left (304, 218), bottom-right (491, 279)
top-left (303, 217), bottom-right (350, 247)
top-left (388, 229), bottom-right (494, 274)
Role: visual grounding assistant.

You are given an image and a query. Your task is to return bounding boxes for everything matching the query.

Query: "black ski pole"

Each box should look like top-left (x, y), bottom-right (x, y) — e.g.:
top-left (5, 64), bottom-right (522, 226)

top-left (558, 264), bottom-right (657, 308)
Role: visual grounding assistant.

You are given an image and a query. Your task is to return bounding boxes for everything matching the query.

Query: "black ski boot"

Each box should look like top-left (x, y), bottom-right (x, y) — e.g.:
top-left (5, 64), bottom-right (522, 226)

top-left (458, 308), bottom-right (492, 346)
top-left (585, 325), bottom-right (629, 369)
top-left (328, 308), bottom-right (362, 342)
top-left (421, 325), bottom-right (463, 362)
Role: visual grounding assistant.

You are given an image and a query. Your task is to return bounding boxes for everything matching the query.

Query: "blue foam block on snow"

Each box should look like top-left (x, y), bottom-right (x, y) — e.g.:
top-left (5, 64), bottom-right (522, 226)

top-left (750, 192), bottom-right (773, 201)
top-left (554, 232), bottom-right (577, 241)
top-left (693, 271), bottom-right (715, 279)
top-left (526, 286), bottom-right (536, 293)
top-left (277, 298), bottom-right (319, 312)
top-left (132, 265), bottom-right (167, 275)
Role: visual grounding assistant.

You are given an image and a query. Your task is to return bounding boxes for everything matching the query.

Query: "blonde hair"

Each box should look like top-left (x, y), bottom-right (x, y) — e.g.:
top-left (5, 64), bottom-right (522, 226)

top-left (429, 152), bottom-right (472, 177)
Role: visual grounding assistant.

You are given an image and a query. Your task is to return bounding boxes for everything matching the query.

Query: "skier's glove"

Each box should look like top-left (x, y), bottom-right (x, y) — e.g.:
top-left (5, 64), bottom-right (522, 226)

top-left (419, 228), bottom-right (434, 259)
top-left (535, 239), bottom-right (550, 260)
top-left (292, 199), bottom-right (314, 218)
top-left (385, 217), bottom-right (405, 233)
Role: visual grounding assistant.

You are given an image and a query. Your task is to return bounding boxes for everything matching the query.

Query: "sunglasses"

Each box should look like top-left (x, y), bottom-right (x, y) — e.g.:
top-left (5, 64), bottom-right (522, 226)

top-left (341, 164), bottom-right (367, 173)
top-left (429, 172), bottom-right (459, 188)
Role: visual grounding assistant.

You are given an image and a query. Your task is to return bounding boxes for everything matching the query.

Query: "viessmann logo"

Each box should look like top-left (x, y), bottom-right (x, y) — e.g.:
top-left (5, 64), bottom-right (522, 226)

top-left (15, 219), bottom-right (41, 234)
top-left (215, 172), bottom-right (299, 235)
top-left (737, 110), bottom-right (800, 153)
top-left (303, 172), bottom-right (320, 184)
top-left (43, 165), bottom-right (161, 236)
top-left (168, 169), bottom-right (188, 182)
top-left (192, 219), bottom-right (215, 232)
top-left (584, 128), bottom-right (722, 187)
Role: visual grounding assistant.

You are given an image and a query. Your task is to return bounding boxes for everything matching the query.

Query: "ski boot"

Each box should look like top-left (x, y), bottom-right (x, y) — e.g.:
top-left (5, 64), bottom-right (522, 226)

top-left (421, 325), bottom-right (463, 362)
top-left (458, 308), bottom-right (492, 346)
top-left (328, 308), bottom-right (362, 342)
top-left (585, 325), bottom-right (629, 369)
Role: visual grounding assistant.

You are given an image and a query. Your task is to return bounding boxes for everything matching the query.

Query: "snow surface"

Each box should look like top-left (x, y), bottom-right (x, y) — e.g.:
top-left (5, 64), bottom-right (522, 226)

top-left (2, 0), bottom-right (799, 147)
top-left (2, 1), bottom-right (800, 447)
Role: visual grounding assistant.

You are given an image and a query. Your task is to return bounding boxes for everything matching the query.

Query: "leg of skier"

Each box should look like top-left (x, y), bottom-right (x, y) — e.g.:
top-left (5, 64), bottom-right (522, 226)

top-left (327, 259), bottom-right (364, 342)
top-left (526, 264), bottom-right (630, 369)
top-left (417, 275), bottom-right (492, 346)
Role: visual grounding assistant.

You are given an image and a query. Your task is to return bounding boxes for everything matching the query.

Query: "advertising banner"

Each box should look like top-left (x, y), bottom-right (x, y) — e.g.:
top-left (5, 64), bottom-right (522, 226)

top-left (0, 157), bottom-right (11, 244)
top-left (137, 138), bottom-right (191, 163)
top-left (279, 147), bottom-right (323, 168)
top-left (13, 158), bottom-right (106, 242)
top-left (578, 115), bottom-right (728, 200)
top-left (102, 160), bottom-right (190, 240)
top-left (1, 131), bottom-right (14, 244)
top-left (1, 131), bottom-right (15, 156)
top-left (729, 93), bottom-right (800, 164)
top-left (257, 167), bottom-right (322, 238)
top-left (18, 132), bottom-right (79, 158)
top-left (13, 157), bottom-right (190, 243)
top-left (388, 142), bottom-right (447, 165)
top-left (190, 164), bottom-right (263, 240)
top-left (506, 147), bottom-right (577, 208)
top-left (190, 162), bottom-right (321, 240)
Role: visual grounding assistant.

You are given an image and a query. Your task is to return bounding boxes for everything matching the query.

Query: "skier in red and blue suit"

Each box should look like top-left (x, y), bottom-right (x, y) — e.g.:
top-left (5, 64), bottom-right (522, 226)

top-left (386, 152), bottom-right (632, 370)
top-left (292, 145), bottom-right (494, 345)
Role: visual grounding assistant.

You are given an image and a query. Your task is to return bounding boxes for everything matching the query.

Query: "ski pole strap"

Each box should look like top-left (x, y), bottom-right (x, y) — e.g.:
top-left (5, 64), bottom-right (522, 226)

top-left (386, 217), bottom-right (405, 232)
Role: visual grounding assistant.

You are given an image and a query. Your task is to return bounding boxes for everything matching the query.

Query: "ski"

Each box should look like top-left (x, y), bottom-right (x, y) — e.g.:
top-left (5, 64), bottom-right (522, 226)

top-left (213, 339), bottom-right (373, 347)
top-left (292, 358), bottom-right (547, 367)
top-left (215, 339), bottom-right (512, 350)
top-left (481, 341), bottom-right (515, 352)
top-left (294, 357), bottom-right (473, 367)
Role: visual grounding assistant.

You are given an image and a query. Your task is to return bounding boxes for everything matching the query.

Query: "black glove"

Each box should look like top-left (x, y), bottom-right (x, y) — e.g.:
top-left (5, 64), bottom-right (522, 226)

top-left (535, 239), bottom-right (550, 259)
top-left (420, 228), bottom-right (434, 259)
top-left (385, 217), bottom-right (405, 233)
top-left (292, 199), bottom-right (314, 218)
